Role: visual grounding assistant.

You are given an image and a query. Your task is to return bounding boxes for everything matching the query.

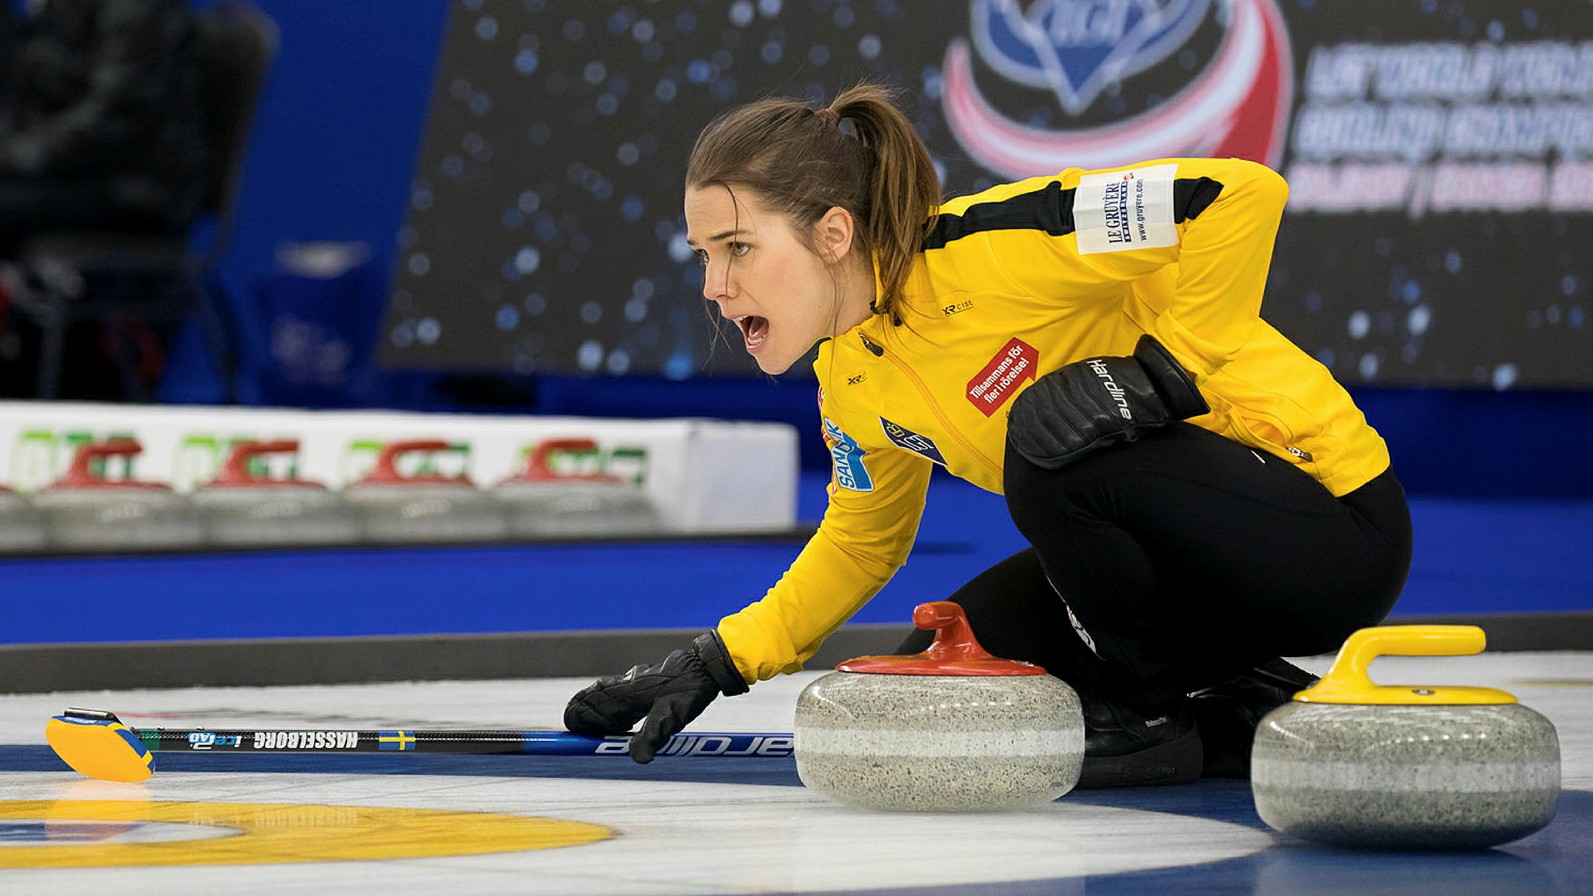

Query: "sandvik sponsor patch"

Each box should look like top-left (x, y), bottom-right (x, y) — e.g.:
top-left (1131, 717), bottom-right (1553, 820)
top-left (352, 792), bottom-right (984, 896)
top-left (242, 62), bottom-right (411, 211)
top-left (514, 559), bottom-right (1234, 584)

top-left (966, 338), bottom-right (1038, 416)
top-left (823, 417), bottom-right (873, 492)
top-left (880, 418), bottom-right (946, 466)
top-left (1074, 164), bottom-right (1179, 254)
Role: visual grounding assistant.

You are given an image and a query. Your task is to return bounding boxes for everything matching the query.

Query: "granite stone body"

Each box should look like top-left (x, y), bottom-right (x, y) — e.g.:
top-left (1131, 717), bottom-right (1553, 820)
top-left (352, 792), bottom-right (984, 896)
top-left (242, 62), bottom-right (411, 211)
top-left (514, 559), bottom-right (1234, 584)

top-left (0, 489), bottom-right (47, 552)
top-left (33, 488), bottom-right (204, 551)
top-left (343, 484), bottom-right (509, 543)
top-left (191, 486), bottom-right (362, 546)
top-left (495, 480), bottom-right (660, 538)
top-left (1252, 702), bottom-right (1560, 850)
top-left (794, 670), bottom-right (1084, 812)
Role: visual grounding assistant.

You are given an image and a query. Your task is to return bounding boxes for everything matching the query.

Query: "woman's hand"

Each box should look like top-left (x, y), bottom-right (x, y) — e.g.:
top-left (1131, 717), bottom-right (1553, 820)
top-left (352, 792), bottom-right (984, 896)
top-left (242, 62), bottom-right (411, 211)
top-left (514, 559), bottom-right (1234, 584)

top-left (563, 631), bottom-right (749, 763)
top-left (1008, 335), bottom-right (1209, 469)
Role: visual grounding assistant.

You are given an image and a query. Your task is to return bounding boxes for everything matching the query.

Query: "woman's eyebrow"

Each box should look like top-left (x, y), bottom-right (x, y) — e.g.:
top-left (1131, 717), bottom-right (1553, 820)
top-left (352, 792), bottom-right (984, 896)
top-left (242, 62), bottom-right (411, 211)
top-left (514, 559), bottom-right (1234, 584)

top-left (687, 228), bottom-right (749, 247)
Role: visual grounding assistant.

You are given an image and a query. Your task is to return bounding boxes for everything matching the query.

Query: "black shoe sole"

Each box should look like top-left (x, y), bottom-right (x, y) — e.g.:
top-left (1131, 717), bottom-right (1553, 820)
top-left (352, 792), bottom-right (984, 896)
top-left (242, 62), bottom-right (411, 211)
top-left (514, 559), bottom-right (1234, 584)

top-left (1078, 728), bottom-right (1204, 789)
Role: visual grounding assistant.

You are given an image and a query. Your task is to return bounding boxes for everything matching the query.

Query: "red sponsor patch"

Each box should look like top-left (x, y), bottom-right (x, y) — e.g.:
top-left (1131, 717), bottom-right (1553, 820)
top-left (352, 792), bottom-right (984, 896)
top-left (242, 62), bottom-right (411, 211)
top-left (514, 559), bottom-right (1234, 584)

top-left (966, 338), bottom-right (1038, 416)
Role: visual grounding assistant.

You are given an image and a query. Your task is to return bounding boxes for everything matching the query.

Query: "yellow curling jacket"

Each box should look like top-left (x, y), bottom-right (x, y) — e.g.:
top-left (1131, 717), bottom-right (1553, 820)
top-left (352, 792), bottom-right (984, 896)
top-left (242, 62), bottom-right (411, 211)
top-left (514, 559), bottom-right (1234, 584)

top-left (717, 157), bottom-right (1392, 684)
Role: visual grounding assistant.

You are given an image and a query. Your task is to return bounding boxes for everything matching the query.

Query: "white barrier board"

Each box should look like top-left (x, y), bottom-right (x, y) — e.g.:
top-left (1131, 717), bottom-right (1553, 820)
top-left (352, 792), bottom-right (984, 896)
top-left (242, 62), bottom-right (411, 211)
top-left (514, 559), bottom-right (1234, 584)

top-left (0, 401), bottom-right (799, 535)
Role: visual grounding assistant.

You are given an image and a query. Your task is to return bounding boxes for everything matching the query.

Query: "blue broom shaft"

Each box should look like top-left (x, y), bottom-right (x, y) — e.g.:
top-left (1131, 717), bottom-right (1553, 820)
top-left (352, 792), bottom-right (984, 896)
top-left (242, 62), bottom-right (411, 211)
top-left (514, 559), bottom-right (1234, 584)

top-left (132, 727), bottom-right (796, 758)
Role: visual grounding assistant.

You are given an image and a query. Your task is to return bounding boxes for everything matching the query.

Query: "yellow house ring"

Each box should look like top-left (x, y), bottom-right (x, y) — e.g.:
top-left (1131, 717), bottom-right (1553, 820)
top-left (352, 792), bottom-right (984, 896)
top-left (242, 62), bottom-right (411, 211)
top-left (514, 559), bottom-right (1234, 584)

top-left (0, 800), bottom-right (611, 868)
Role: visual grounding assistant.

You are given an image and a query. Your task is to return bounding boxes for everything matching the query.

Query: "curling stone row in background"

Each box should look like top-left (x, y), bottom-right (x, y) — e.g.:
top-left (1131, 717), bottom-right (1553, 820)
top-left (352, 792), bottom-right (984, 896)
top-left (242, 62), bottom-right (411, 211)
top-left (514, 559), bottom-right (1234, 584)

top-left (0, 437), bottom-right (662, 554)
top-left (793, 604), bottom-right (1559, 852)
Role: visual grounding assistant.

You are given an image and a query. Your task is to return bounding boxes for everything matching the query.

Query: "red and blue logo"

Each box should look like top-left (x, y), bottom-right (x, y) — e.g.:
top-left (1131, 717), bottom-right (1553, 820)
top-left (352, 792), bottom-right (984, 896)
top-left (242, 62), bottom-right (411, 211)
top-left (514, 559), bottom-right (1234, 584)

top-left (942, 0), bottom-right (1293, 177)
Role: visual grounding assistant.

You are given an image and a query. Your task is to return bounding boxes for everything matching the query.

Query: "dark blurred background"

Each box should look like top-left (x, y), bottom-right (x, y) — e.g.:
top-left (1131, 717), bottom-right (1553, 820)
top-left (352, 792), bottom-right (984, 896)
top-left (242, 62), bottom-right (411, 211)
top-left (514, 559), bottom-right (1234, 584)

top-left (5, 0), bottom-right (1590, 496)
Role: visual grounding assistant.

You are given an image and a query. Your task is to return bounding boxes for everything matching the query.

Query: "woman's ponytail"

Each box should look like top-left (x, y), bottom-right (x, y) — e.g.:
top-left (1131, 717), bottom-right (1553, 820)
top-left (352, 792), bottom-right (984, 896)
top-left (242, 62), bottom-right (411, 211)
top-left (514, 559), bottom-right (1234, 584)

top-left (828, 83), bottom-right (941, 320)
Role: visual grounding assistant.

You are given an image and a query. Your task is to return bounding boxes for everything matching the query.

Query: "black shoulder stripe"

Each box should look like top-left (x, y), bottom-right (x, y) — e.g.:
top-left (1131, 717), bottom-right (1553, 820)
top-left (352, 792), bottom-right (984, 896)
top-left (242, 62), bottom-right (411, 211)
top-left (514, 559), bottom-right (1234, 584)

top-left (924, 181), bottom-right (1075, 250)
top-left (1174, 176), bottom-right (1224, 222)
top-left (925, 175), bottom-right (1228, 250)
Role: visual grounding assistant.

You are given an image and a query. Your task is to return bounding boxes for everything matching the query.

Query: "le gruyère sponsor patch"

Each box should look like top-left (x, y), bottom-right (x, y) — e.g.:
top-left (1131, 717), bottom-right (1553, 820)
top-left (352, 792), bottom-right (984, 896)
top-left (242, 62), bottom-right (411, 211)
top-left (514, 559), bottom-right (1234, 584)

top-left (966, 338), bottom-right (1038, 416)
top-left (823, 417), bottom-right (874, 492)
top-left (880, 418), bottom-right (947, 466)
top-left (1074, 163), bottom-right (1179, 254)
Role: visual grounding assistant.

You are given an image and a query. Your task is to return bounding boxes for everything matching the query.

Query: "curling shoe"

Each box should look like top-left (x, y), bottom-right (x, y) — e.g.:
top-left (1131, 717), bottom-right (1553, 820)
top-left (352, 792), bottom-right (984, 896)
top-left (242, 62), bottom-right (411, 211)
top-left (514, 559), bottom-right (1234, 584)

top-left (1078, 696), bottom-right (1202, 789)
top-left (1191, 657), bottom-right (1320, 779)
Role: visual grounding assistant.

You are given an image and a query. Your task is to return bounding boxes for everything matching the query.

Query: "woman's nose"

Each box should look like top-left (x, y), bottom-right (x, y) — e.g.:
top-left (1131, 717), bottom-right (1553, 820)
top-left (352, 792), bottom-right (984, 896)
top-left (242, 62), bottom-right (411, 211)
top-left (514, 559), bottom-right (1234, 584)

top-left (702, 260), bottom-right (734, 301)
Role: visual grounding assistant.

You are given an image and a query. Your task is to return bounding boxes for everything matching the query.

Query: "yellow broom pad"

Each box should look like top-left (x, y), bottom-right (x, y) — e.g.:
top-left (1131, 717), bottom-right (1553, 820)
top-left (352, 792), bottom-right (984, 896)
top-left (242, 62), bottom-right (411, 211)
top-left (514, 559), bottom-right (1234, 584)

top-left (45, 715), bottom-right (154, 783)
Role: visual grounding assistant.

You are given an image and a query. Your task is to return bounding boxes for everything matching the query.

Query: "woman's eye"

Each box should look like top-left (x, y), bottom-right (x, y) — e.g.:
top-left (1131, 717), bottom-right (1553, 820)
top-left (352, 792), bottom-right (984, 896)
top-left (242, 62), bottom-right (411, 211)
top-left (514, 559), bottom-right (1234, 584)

top-left (695, 249), bottom-right (709, 266)
top-left (730, 242), bottom-right (750, 257)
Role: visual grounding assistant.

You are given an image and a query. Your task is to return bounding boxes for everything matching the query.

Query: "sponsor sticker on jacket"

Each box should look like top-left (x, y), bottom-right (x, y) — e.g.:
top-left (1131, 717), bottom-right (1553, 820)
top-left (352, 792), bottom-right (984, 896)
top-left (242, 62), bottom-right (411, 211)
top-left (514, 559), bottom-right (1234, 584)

top-left (966, 338), bottom-right (1038, 416)
top-left (880, 418), bottom-right (947, 466)
top-left (1074, 164), bottom-right (1179, 254)
top-left (823, 417), bottom-right (873, 492)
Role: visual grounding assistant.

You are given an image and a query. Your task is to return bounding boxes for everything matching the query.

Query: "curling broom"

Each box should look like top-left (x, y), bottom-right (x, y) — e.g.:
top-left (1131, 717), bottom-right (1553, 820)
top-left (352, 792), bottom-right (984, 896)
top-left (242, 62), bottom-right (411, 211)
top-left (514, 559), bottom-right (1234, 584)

top-left (45, 707), bottom-right (795, 783)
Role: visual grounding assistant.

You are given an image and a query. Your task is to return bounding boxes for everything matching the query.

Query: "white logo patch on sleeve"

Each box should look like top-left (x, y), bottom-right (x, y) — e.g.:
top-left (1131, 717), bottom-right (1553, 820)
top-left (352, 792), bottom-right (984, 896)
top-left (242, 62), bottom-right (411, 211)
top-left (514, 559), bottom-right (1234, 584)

top-left (1073, 163), bottom-right (1180, 255)
top-left (823, 417), bottom-right (874, 492)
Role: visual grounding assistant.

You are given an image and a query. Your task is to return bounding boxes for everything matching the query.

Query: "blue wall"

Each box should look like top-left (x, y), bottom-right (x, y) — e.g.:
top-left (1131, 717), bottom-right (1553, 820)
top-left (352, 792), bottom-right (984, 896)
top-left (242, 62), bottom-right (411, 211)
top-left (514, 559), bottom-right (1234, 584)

top-left (187, 1), bottom-right (1591, 498)
top-left (198, 0), bottom-right (449, 310)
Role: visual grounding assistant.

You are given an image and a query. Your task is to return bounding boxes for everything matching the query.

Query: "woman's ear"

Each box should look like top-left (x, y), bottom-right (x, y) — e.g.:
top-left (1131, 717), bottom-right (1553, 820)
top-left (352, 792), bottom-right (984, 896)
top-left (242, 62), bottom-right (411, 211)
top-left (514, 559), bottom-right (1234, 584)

top-left (814, 206), bottom-right (857, 265)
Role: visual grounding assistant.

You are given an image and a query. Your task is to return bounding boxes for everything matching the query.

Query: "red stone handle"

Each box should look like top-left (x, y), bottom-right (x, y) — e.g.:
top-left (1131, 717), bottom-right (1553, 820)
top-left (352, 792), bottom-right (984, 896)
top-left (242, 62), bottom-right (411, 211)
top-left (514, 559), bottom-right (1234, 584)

top-left (835, 599), bottom-right (1046, 676)
top-left (57, 439), bottom-right (145, 488)
top-left (914, 601), bottom-right (998, 664)
top-left (361, 439), bottom-right (470, 485)
top-left (215, 440), bottom-right (301, 484)
top-left (512, 438), bottom-right (621, 483)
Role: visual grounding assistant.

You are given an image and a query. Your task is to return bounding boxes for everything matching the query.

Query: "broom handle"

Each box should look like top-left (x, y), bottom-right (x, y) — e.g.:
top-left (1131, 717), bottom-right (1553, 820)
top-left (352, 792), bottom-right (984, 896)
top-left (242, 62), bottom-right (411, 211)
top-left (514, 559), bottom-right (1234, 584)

top-left (131, 726), bottom-right (796, 758)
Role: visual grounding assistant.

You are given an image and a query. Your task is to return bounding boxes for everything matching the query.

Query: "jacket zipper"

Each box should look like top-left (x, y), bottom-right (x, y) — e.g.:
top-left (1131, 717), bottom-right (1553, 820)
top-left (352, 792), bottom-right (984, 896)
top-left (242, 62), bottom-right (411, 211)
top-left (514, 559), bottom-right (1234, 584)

top-left (875, 345), bottom-right (1004, 480)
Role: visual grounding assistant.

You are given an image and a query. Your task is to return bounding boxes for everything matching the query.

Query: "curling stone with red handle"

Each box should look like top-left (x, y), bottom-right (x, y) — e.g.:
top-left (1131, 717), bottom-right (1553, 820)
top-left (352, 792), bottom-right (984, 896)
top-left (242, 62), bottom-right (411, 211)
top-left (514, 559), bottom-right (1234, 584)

top-left (494, 438), bottom-right (661, 538)
top-left (794, 601), bottom-right (1084, 812)
top-left (32, 440), bottom-right (203, 552)
top-left (343, 439), bottom-right (508, 544)
top-left (192, 440), bottom-right (360, 547)
top-left (1252, 625), bottom-right (1560, 850)
top-left (0, 486), bottom-right (47, 553)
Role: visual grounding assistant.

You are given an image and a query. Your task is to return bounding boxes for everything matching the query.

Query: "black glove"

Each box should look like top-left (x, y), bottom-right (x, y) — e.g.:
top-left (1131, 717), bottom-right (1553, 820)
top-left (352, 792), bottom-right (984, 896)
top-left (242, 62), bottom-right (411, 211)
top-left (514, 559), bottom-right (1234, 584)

top-left (1008, 335), bottom-right (1209, 469)
top-left (563, 631), bottom-right (750, 764)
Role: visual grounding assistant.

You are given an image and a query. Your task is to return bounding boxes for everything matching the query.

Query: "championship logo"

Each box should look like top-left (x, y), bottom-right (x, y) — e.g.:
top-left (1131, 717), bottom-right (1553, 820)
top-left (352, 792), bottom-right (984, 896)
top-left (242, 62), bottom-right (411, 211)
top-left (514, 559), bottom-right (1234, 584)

top-left (942, 0), bottom-right (1293, 177)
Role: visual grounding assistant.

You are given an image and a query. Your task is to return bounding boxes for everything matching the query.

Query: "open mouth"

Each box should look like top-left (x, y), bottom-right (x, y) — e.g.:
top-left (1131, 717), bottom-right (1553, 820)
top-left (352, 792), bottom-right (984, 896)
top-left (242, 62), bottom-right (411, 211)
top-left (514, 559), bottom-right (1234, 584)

top-left (734, 315), bottom-right (769, 353)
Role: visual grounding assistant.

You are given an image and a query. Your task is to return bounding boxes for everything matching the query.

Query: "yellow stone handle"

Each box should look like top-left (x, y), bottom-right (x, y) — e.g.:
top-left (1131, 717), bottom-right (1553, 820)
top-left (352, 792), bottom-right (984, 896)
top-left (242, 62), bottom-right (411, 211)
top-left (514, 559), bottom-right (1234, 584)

top-left (1294, 625), bottom-right (1518, 705)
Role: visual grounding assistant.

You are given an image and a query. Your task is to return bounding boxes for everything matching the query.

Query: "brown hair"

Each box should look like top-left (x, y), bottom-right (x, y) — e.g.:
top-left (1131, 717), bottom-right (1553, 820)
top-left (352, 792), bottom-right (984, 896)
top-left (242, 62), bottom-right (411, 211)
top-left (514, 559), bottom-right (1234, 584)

top-left (685, 82), bottom-right (940, 321)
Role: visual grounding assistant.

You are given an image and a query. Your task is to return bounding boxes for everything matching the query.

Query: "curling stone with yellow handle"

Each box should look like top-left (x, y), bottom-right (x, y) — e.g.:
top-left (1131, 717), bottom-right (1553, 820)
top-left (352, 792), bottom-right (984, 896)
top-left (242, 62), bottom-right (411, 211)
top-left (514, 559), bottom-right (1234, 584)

top-left (794, 601), bottom-right (1084, 812)
top-left (1251, 625), bottom-right (1560, 850)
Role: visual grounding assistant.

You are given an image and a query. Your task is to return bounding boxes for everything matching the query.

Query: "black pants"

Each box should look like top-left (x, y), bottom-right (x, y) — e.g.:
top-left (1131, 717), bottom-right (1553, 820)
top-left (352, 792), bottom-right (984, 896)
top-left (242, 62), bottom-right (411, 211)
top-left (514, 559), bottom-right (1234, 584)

top-left (900, 423), bottom-right (1412, 709)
